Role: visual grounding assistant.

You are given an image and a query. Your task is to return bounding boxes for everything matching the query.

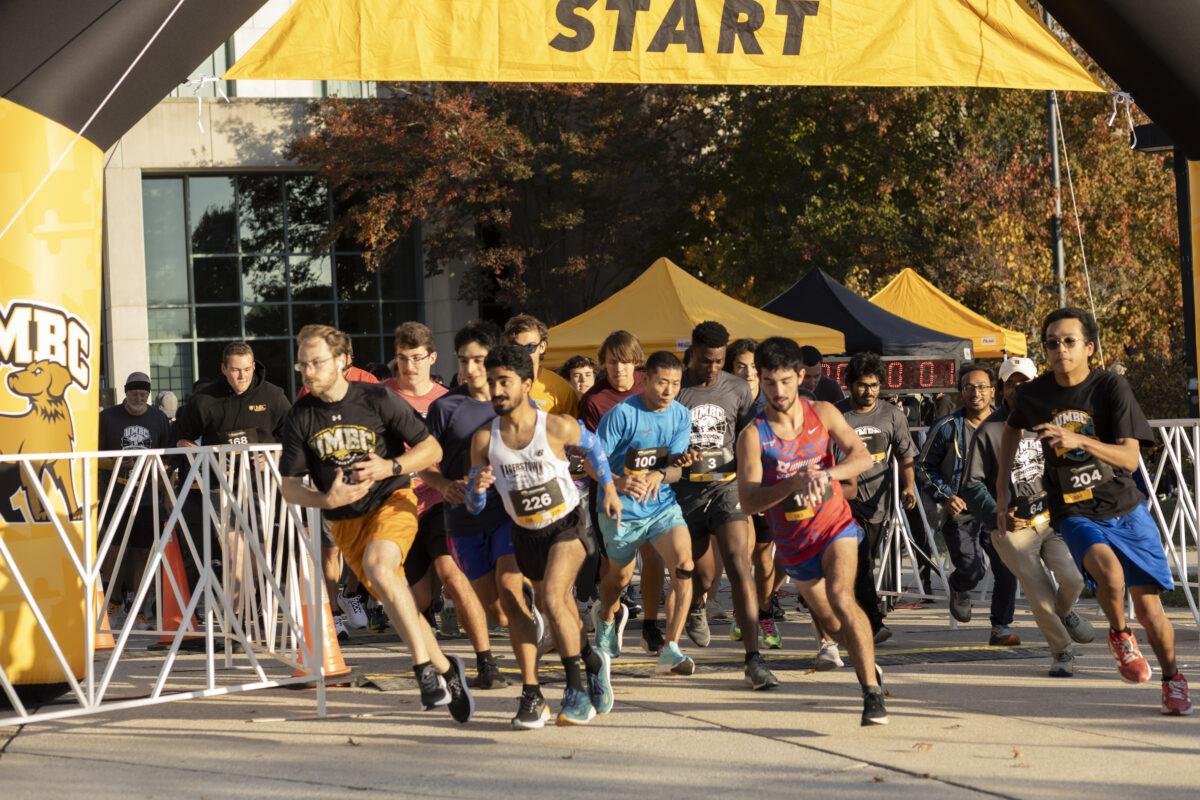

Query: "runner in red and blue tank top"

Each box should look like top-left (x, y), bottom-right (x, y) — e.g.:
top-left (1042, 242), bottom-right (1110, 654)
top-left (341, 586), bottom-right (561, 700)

top-left (737, 337), bottom-right (888, 726)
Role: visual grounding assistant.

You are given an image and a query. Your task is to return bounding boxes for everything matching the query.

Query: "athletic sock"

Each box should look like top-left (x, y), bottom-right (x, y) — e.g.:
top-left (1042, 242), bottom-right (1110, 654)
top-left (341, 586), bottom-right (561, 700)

top-left (744, 650), bottom-right (760, 664)
top-left (580, 642), bottom-right (602, 674)
top-left (522, 683), bottom-right (542, 699)
top-left (562, 655), bottom-right (585, 691)
top-left (758, 608), bottom-right (772, 621)
top-left (642, 619), bottom-right (657, 632)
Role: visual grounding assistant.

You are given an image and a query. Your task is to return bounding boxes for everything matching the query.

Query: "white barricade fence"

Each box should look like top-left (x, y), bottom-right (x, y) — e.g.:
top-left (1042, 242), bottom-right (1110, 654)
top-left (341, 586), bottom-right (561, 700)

top-left (0, 444), bottom-right (329, 725)
top-left (868, 419), bottom-right (1200, 630)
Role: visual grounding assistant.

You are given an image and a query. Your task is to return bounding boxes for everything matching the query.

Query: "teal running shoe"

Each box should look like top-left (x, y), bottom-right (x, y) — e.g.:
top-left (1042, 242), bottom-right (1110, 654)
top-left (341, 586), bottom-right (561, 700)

top-left (556, 686), bottom-right (596, 726)
top-left (655, 641), bottom-right (695, 676)
top-left (587, 650), bottom-right (614, 714)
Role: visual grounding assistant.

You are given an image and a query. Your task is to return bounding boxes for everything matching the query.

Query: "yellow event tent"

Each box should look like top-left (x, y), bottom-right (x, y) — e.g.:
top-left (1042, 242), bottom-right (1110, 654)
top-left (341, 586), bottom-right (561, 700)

top-left (543, 258), bottom-right (844, 368)
top-left (870, 268), bottom-right (1027, 359)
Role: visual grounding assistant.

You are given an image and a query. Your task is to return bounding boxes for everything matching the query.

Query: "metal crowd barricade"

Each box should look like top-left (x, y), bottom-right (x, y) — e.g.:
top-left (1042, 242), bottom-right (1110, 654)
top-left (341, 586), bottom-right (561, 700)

top-left (0, 444), bottom-right (329, 725)
top-left (867, 419), bottom-right (1200, 630)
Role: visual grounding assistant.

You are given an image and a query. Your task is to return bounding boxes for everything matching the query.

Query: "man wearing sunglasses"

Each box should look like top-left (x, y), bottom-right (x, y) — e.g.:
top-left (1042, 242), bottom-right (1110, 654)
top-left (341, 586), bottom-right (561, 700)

top-left (916, 362), bottom-right (1020, 646)
top-left (999, 308), bottom-right (1190, 716)
top-left (504, 313), bottom-right (579, 417)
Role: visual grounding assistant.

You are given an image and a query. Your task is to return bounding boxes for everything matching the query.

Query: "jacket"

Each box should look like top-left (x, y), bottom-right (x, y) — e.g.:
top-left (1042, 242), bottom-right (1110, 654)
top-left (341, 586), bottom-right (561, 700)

top-left (175, 362), bottom-right (291, 446)
top-left (915, 407), bottom-right (991, 514)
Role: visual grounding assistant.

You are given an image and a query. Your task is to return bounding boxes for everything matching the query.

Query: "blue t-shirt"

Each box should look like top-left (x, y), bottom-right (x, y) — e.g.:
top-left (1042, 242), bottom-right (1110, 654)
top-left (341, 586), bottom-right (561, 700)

top-left (596, 395), bottom-right (692, 520)
top-left (425, 384), bottom-right (509, 536)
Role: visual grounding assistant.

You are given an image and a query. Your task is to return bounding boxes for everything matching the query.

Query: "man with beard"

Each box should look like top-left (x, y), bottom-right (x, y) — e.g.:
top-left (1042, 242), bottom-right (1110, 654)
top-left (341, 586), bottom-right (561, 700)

top-left (467, 344), bottom-right (622, 725)
top-left (279, 325), bottom-right (473, 724)
top-left (737, 337), bottom-right (885, 725)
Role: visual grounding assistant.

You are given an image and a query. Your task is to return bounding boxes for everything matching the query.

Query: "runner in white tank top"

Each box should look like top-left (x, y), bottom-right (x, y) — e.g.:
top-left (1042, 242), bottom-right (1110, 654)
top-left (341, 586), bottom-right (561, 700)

top-left (489, 410), bottom-right (580, 529)
top-left (465, 344), bottom-right (622, 727)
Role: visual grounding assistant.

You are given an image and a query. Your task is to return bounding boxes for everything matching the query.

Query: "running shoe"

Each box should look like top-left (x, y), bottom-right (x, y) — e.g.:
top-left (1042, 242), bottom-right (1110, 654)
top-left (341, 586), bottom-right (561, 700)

top-left (949, 588), bottom-right (972, 623)
top-left (744, 652), bottom-right (779, 690)
top-left (579, 600), bottom-right (595, 634)
top-left (729, 621), bottom-right (742, 641)
top-left (442, 655), bottom-right (475, 723)
top-left (861, 688), bottom-right (889, 726)
top-left (337, 590), bottom-right (368, 630)
top-left (759, 617), bottom-right (782, 649)
top-left (685, 605), bottom-right (711, 647)
top-left (641, 621), bottom-right (665, 655)
top-left (592, 602), bottom-right (627, 659)
top-left (511, 690), bottom-right (550, 730)
top-left (1162, 673), bottom-right (1193, 716)
top-left (1048, 650), bottom-right (1074, 678)
top-left (705, 596), bottom-right (727, 620)
top-left (439, 604), bottom-right (463, 639)
top-left (537, 622), bottom-right (557, 658)
top-left (557, 686), bottom-right (596, 726)
top-left (873, 625), bottom-right (893, 645)
top-left (417, 664), bottom-right (450, 710)
top-left (108, 600), bottom-right (129, 630)
top-left (1061, 610), bottom-right (1095, 644)
top-left (476, 654), bottom-right (509, 689)
top-left (767, 592), bottom-right (786, 621)
top-left (655, 641), bottom-right (695, 676)
top-left (1108, 628), bottom-right (1152, 683)
top-left (367, 602), bottom-right (389, 633)
top-left (523, 581), bottom-right (545, 646)
top-left (988, 625), bottom-right (1021, 646)
top-left (815, 639), bottom-right (843, 671)
top-left (587, 649), bottom-right (614, 714)
top-left (333, 612), bottom-right (350, 644)
top-left (620, 590), bottom-right (642, 621)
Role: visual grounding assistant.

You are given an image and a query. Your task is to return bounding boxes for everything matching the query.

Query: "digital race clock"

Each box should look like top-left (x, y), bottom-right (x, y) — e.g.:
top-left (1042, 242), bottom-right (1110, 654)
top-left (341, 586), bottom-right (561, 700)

top-left (822, 356), bottom-right (959, 394)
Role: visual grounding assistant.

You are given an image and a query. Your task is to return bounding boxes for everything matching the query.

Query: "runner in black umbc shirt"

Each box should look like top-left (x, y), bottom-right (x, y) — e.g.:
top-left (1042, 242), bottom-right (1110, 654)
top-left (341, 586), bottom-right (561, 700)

top-left (279, 324), bottom-right (474, 724)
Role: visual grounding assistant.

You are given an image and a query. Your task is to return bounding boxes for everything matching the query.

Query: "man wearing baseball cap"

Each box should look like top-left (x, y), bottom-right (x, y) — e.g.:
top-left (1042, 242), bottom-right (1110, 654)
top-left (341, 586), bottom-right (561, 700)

top-left (961, 356), bottom-right (1094, 677)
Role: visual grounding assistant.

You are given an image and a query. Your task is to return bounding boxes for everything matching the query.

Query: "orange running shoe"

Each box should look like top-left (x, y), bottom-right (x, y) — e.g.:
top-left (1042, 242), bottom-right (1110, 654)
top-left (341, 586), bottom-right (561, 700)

top-left (1162, 673), bottom-right (1194, 716)
top-left (1108, 628), bottom-right (1152, 683)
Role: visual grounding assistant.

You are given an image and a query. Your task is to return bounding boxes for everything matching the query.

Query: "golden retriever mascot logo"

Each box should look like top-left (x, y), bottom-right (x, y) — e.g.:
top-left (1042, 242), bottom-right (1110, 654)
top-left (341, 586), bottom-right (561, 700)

top-left (0, 300), bottom-right (91, 523)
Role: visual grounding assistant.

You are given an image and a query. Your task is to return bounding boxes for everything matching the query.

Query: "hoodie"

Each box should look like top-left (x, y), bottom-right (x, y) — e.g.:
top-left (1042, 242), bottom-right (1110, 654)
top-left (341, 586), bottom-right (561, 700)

top-left (175, 362), bottom-right (291, 446)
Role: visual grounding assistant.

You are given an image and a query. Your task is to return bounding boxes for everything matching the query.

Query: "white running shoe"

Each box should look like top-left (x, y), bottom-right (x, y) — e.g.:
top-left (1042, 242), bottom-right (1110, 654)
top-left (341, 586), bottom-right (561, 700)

top-left (338, 591), bottom-right (368, 629)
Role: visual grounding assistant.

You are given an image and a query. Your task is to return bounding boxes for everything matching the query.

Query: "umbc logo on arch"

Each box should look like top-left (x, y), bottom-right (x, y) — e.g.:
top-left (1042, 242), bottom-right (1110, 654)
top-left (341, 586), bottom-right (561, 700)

top-left (0, 299), bottom-right (92, 524)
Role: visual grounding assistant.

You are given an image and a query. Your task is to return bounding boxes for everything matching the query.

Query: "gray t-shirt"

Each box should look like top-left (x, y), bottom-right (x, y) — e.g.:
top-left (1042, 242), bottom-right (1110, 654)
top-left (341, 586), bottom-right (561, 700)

top-left (835, 399), bottom-right (918, 524)
top-left (963, 406), bottom-right (1047, 523)
top-left (675, 370), bottom-right (756, 507)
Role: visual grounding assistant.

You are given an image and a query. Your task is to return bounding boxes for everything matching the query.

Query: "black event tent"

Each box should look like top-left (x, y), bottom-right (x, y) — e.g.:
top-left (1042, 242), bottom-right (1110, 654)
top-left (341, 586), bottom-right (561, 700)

top-left (761, 269), bottom-right (973, 360)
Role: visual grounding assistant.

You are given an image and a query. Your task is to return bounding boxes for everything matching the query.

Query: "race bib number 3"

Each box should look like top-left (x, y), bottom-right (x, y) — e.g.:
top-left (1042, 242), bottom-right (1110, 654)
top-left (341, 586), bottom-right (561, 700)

top-left (625, 446), bottom-right (667, 475)
top-left (509, 480), bottom-right (568, 527)
top-left (688, 447), bottom-right (735, 482)
top-left (1057, 462), bottom-right (1111, 504)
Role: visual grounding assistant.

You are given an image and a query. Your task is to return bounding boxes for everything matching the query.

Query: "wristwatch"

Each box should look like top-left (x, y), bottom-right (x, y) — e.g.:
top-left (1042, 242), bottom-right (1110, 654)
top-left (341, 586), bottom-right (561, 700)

top-left (392, 458), bottom-right (404, 477)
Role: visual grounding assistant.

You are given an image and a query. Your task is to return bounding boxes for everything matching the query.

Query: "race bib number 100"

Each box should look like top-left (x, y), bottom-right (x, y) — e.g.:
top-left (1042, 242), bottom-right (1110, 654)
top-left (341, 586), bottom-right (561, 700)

top-left (509, 480), bottom-right (568, 527)
top-left (625, 446), bottom-right (667, 475)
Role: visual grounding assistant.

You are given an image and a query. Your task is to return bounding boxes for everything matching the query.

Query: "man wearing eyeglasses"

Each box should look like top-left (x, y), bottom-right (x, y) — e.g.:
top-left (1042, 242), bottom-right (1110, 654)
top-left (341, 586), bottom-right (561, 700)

top-left (916, 362), bottom-right (1020, 646)
top-left (999, 308), bottom-right (1191, 716)
top-left (280, 324), bottom-right (474, 724)
top-left (384, 321), bottom-right (508, 691)
top-left (504, 314), bottom-right (579, 418)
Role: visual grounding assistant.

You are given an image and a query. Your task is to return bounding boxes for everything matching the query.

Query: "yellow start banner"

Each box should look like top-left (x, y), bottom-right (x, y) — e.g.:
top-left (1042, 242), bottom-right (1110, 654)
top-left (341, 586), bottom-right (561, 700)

top-left (225, 0), bottom-right (1104, 92)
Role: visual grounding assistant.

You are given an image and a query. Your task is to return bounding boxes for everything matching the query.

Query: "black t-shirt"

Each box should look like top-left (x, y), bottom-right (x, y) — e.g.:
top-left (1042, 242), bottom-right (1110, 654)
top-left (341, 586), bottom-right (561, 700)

top-left (279, 382), bottom-right (431, 520)
top-left (675, 370), bottom-right (756, 504)
top-left (1008, 369), bottom-right (1152, 524)
top-left (98, 404), bottom-right (173, 505)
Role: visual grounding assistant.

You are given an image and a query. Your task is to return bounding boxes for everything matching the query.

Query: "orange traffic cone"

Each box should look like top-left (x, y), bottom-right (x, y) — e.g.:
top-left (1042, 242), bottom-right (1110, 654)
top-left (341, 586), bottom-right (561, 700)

top-left (291, 594), bottom-right (356, 685)
top-left (94, 586), bottom-right (114, 650)
top-left (148, 531), bottom-right (204, 651)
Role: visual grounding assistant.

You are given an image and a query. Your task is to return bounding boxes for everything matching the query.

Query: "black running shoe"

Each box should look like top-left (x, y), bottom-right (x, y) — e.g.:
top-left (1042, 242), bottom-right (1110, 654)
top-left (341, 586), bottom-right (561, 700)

top-left (417, 663), bottom-right (449, 710)
top-left (511, 690), bottom-right (550, 730)
top-left (476, 655), bottom-right (509, 690)
top-left (744, 653), bottom-right (780, 690)
top-left (442, 655), bottom-right (475, 723)
top-left (862, 688), bottom-right (888, 726)
top-left (642, 622), bottom-right (666, 655)
top-left (620, 589), bottom-right (642, 621)
top-left (367, 603), bottom-right (389, 633)
top-left (768, 592), bottom-right (786, 621)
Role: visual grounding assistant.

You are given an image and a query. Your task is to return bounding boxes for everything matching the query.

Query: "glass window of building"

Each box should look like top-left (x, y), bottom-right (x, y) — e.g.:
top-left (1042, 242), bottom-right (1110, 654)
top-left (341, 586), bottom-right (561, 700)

top-left (142, 174), bottom-right (421, 400)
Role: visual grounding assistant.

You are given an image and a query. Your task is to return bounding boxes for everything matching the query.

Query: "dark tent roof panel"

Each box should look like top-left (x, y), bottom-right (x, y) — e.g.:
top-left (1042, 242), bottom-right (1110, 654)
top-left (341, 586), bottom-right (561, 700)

top-left (762, 269), bottom-right (973, 361)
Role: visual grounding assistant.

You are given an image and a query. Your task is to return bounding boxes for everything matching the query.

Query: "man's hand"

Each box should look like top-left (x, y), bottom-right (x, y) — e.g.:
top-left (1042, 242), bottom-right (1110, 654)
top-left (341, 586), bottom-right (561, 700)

top-left (442, 479), bottom-right (468, 505)
top-left (326, 468), bottom-right (372, 509)
top-left (901, 487), bottom-right (917, 511)
top-left (792, 465), bottom-right (830, 508)
top-left (601, 482), bottom-right (623, 524)
top-left (350, 452), bottom-right (396, 484)
top-left (943, 495), bottom-right (967, 516)
top-left (1032, 423), bottom-right (1086, 452)
top-left (643, 470), bottom-right (664, 501)
top-left (673, 451), bottom-right (700, 469)
top-left (615, 474), bottom-right (651, 501)
top-left (472, 465), bottom-right (496, 493)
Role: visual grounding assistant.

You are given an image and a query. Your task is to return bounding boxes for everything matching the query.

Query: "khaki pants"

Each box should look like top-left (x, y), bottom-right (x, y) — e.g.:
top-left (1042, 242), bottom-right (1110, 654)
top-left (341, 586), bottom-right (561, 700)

top-left (991, 521), bottom-right (1084, 656)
